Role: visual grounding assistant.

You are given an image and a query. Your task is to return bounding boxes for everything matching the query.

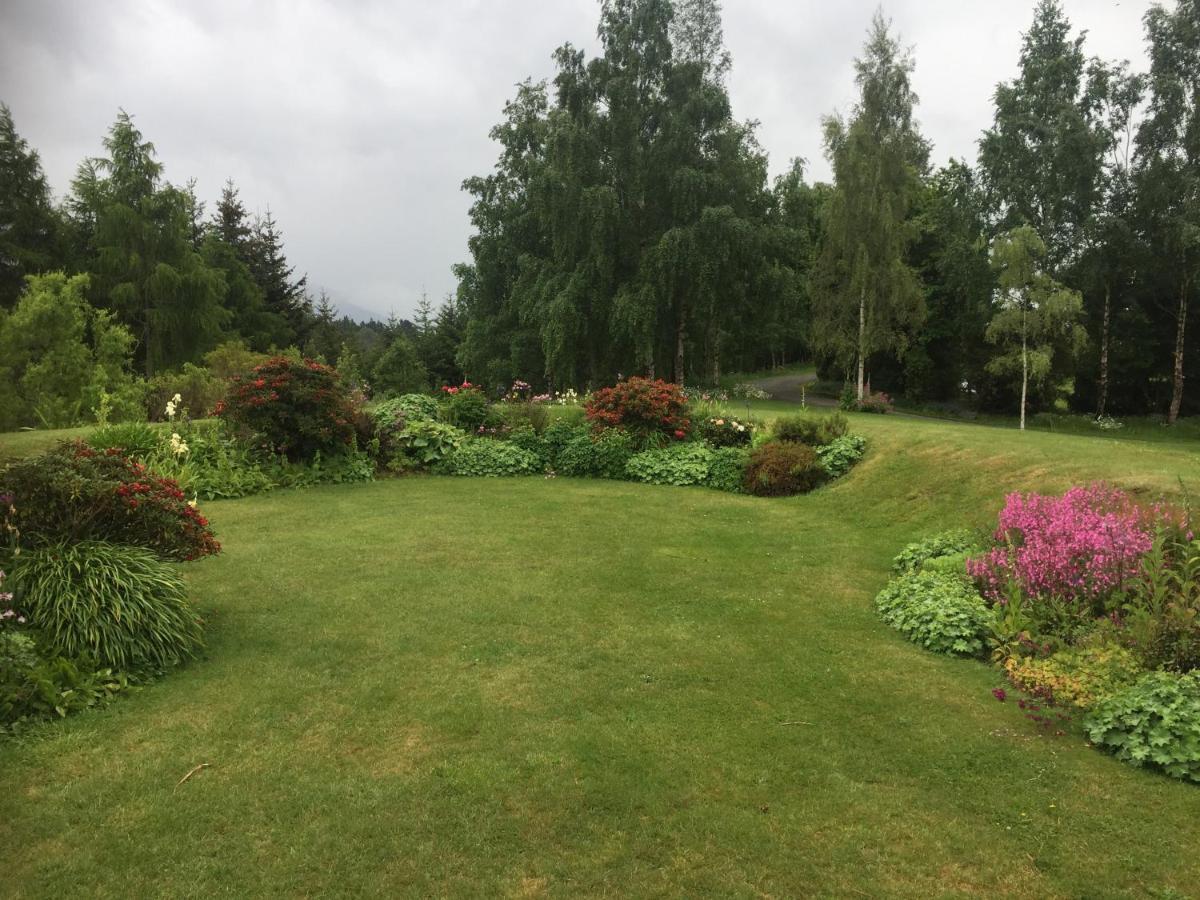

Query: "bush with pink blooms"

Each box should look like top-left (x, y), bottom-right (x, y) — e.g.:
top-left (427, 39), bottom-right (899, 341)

top-left (966, 484), bottom-right (1165, 613)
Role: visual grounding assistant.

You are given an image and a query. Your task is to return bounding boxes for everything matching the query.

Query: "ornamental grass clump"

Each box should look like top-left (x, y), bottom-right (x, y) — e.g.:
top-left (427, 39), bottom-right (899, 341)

top-left (967, 484), bottom-right (1164, 608)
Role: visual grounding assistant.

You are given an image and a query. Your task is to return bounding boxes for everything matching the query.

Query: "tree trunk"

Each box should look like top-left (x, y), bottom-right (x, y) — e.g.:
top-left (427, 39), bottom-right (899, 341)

top-left (1097, 282), bottom-right (1111, 418)
top-left (856, 287), bottom-right (866, 402)
top-left (674, 303), bottom-right (686, 386)
top-left (1020, 324), bottom-right (1027, 432)
top-left (1168, 277), bottom-right (1189, 425)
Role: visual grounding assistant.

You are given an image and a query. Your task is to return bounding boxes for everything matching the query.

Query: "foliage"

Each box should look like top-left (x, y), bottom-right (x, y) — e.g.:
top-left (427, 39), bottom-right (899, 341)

top-left (89, 421), bottom-right (161, 457)
top-left (374, 393), bottom-right (440, 423)
top-left (145, 419), bottom-right (276, 501)
top-left (0, 441), bottom-right (219, 561)
top-left (626, 443), bottom-right (713, 487)
top-left (0, 630), bottom-right (128, 733)
top-left (372, 334), bottom-right (428, 397)
top-left (9, 541), bottom-right (203, 671)
top-left (497, 400), bottom-right (550, 435)
top-left (772, 411), bottom-right (848, 446)
top-left (554, 427), bottom-right (635, 480)
top-left (704, 447), bottom-right (749, 494)
top-left (506, 425), bottom-right (551, 470)
top-left (696, 416), bottom-right (753, 447)
top-left (145, 363), bottom-right (225, 420)
top-left (816, 434), bottom-right (867, 479)
top-left (585, 378), bottom-right (690, 442)
top-left (1083, 671), bottom-right (1200, 782)
top-left (0, 272), bottom-right (141, 430)
top-left (893, 528), bottom-right (983, 575)
top-left (390, 419), bottom-right (464, 469)
top-left (439, 439), bottom-right (541, 477)
top-left (967, 484), bottom-right (1161, 607)
top-left (218, 356), bottom-right (358, 461)
top-left (1004, 644), bottom-right (1143, 709)
top-left (439, 382), bottom-right (490, 431)
top-left (742, 441), bottom-right (827, 497)
top-left (875, 570), bottom-right (990, 656)
top-left (0, 104), bottom-right (61, 309)
top-left (855, 391), bottom-right (893, 414)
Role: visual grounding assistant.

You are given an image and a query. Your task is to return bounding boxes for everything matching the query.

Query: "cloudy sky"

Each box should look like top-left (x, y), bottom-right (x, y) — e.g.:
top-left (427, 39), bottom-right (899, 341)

top-left (1, 0), bottom-right (1152, 321)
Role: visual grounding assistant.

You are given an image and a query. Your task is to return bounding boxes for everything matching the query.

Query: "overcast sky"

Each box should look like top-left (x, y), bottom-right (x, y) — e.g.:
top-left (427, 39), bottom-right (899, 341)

top-left (0, 0), bottom-right (1152, 321)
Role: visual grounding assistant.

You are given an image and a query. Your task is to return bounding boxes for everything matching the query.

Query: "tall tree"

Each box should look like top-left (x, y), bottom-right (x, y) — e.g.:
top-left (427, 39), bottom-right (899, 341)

top-left (813, 12), bottom-right (928, 401)
top-left (985, 225), bottom-right (1086, 429)
top-left (1135, 0), bottom-right (1200, 424)
top-left (72, 111), bottom-right (227, 375)
top-left (0, 104), bottom-right (61, 307)
top-left (978, 0), bottom-right (1110, 273)
top-left (248, 208), bottom-right (311, 343)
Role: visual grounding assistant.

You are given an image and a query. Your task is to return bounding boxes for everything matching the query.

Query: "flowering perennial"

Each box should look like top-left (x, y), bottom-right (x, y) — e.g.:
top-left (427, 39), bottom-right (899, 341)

top-left (967, 484), bottom-right (1164, 605)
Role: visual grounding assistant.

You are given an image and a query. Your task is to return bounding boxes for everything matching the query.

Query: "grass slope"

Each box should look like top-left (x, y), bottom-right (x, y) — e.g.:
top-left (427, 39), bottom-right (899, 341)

top-left (2, 416), bottom-right (1200, 897)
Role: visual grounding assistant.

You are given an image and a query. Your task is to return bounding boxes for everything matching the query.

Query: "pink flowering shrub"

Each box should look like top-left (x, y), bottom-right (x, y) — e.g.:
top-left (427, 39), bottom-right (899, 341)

top-left (967, 484), bottom-right (1164, 607)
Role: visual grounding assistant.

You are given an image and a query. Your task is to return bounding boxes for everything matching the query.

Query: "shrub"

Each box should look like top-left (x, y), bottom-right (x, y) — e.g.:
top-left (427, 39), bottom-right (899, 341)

top-left (696, 416), bottom-right (753, 447)
top-left (372, 394), bottom-right (440, 427)
top-left (1005, 644), bottom-right (1143, 709)
top-left (9, 541), bottom-right (203, 671)
top-left (390, 419), bottom-right (464, 469)
top-left (439, 440), bottom-right (541, 477)
top-left (146, 363), bottom-right (226, 421)
top-left (498, 400), bottom-right (550, 435)
top-left (626, 443), bottom-right (713, 487)
top-left (743, 442), bottom-right (827, 497)
top-left (89, 421), bottom-right (161, 457)
top-left (875, 571), bottom-right (990, 656)
top-left (585, 377), bottom-right (690, 441)
top-left (893, 528), bottom-right (983, 575)
top-left (217, 356), bottom-right (359, 461)
top-left (705, 447), bottom-right (749, 493)
top-left (0, 442), bottom-right (220, 561)
top-left (556, 428), bottom-right (635, 479)
top-left (148, 420), bottom-right (276, 501)
top-left (773, 412), bottom-right (848, 446)
top-left (857, 391), bottom-right (893, 414)
top-left (1144, 604), bottom-right (1200, 673)
top-left (439, 382), bottom-right (490, 430)
top-left (507, 425), bottom-right (551, 469)
top-left (1084, 671), bottom-right (1200, 782)
top-left (816, 434), bottom-right (866, 478)
top-left (967, 484), bottom-right (1163, 607)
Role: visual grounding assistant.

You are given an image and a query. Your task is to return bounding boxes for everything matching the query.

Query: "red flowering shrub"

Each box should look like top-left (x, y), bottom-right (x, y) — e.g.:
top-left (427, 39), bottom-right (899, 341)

top-left (585, 377), bottom-right (690, 441)
top-left (0, 442), bottom-right (219, 561)
top-left (217, 356), bottom-right (358, 461)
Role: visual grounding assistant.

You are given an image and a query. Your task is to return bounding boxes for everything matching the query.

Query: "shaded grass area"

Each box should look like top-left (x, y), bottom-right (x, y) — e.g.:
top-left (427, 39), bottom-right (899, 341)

top-left (2, 418), bottom-right (1200, 896)
top-left (0, 425), bottom-right (93, 463)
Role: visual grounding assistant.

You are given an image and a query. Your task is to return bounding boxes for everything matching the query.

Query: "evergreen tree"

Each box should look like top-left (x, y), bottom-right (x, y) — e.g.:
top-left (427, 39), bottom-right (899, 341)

top-left (212, 178), bottom-right (254, 258)
top-left (812, 12), bottom-right (928, 401)
top-left (0, 104), bottom-right (61, 308)
top-left (72, 110), bottom-right (227, 375)
top-left (248, 208), bottom-right (311, 343)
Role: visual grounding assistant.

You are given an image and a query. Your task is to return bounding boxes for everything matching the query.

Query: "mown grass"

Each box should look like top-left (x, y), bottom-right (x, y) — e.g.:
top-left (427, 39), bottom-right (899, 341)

top-left (2, 416), bottom-right (1200, 897)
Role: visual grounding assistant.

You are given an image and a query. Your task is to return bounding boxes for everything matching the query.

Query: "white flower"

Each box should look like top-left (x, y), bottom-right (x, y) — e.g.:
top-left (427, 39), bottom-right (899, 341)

top-left (187, 497), bottom-right (198, 510)
top-left (165, 401), bottom-right (177, 420)
top-left (169, 432), bottom-right (189, 457)
top-left (172, 393), bottom-right (183, 404)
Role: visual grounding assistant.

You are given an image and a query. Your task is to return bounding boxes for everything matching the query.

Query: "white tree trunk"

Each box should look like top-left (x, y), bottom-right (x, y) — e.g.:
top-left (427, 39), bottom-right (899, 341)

top-left (856, 287), bottom-right (866, 402)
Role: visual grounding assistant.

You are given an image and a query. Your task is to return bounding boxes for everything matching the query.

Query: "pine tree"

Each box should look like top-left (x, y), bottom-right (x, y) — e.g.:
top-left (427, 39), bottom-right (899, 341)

top-left (248, 208), bottom-right (310, 343)
top-left (212, 179), bottom-right (254, 260)
top-left (0, 104), bottom-right (61, 307)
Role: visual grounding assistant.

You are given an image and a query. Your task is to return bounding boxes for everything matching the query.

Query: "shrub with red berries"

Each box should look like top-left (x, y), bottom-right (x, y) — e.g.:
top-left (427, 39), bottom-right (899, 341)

top-left (217, 356), bottom-right (358, 461)
top-left (0, 442), bottom-right (219, 561)
top-left (584, 377), bottom-right (690, 442)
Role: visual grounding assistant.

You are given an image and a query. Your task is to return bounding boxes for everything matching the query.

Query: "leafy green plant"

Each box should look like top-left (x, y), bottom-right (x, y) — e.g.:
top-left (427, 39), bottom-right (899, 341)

top-left (743, 441), bottom-right (827, 497)
top-left (9, 541), bottom-right (203, 671)
top-left (773, 412), bottom-right (848, 446)
top-left (439, 383), bottom-right (491, 430)
top-left (1, 630), bottom-right (128, 733)
top-left (89, 422), bottom-right (161, 457)
top-left (626, 443), bottom-right (713, 487)
top-left (816, 434), bottom-right (866, 478)
top-left (507, 425), bottom-right (551, 469)
top-left (874, 571), bottom-right (990, 656)
top-left (498, 400), bottom-right (550, 434)
top-left (892, 528), bottom-right (983, 575)
top-left (439, 440), bottom-right (541, 477)
top-left (391, 419), bottom-right (465, 469)
top-left (1083, 671), bottom-right (1200, 782)
top-left (555, 428), bottom-right (635, 479)
top-left (705, 447), bottom-right (749, 493)
top-left (696, 416), bottom-right (754, 447)
top-left (372, 393), bottom-right (440, 427)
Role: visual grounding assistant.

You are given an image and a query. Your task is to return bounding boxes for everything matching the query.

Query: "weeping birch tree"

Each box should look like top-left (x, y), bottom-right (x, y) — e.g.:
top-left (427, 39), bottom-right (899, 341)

top-left (986, 225), bottom-right (1086, 429)
top-left (813, 13), bottom-right (927, 401)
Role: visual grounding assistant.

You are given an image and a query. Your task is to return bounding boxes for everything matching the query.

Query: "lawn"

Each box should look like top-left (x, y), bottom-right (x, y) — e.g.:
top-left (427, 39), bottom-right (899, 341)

top-left (2, 415), bottom-right (1200, 897)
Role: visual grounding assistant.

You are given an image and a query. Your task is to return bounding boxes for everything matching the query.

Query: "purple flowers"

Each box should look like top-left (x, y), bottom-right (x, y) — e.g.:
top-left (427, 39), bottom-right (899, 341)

top-left (992, 688), bottom-right (1007, 702)
top-left (967, 484), bottom-right (1166, 605)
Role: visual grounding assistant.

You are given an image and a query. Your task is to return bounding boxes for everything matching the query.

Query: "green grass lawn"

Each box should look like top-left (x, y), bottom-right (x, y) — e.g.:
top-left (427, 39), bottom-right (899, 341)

top-left (3, 416), bottom-right (1200, 897)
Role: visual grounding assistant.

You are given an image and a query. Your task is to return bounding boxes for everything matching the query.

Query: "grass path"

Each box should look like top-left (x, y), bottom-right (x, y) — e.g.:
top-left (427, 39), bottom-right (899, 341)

top-left (3, 417), bottom-right (1200, 897)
